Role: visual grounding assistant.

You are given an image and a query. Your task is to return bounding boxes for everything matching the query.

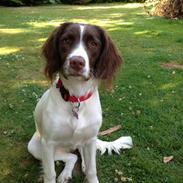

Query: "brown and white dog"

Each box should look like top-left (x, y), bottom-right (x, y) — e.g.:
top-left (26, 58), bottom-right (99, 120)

top-left (28, 22), bottom-right (132, 183)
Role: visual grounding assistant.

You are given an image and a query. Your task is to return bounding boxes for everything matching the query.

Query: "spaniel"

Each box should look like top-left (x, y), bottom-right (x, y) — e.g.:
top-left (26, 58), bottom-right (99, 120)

top-left (28, 22), bottom-right (132, 183)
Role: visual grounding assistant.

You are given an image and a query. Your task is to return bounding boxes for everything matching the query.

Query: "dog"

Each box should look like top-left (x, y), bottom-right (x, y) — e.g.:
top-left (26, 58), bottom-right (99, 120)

top-left (28, 22), bottom-right (133, 183)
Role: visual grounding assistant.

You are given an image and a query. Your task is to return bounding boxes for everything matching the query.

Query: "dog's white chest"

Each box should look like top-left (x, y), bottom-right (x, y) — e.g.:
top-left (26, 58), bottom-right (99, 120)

top-left (35, 88), bottom-right (102, 149)
top-left (45, 109), bottom-right (101, 149)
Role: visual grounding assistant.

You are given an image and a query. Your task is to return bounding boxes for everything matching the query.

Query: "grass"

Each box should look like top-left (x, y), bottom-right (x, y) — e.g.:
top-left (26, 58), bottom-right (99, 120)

top-left (0, 3), bottom-right (183, 183)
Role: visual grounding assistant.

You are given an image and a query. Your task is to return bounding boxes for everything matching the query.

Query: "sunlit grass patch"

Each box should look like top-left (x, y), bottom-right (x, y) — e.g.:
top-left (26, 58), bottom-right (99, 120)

top-left (37, 37), bottom-right (47, 42)
top-left (12, 80), bottom-right (49, 90)
top-left (74, 3), bottom-right (143, 10)
top-left (26, 20), bottom-right (63, 28)
top-left (0, 47), bottom-right (21, 55)
top-left (0, 28), bottom-right (29, 34)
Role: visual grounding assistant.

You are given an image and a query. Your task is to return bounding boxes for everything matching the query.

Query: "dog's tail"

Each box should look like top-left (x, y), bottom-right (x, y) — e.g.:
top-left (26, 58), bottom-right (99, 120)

top-left (96, 136), bottom-right (133, 155)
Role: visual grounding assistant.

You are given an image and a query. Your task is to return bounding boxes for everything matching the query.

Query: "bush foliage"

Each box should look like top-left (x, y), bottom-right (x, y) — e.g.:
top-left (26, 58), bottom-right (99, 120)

top-left (0, 0), bottom-right (145, 6)
top-left (91, 0), bottom-right (145, 3)
top-left (144, 0), bottom-right (183, 19)
top-left (0, 0), bottom-right (59, 6)
top-left (1, 0), bottom-right (182, 20)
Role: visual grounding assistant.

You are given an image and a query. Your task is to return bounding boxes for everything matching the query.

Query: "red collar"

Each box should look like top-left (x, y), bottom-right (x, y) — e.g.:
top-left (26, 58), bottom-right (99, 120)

top-left (56, 79), bottom-right (93, 103)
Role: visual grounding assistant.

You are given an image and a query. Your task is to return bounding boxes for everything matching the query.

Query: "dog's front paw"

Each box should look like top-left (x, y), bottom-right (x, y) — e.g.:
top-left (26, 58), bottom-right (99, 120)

top-left (87, 177), bottom-right (99, 183)
top-left (45, 180), bottom-right (56, 183)
top-left (86, 173), bottom-right (99, 183)
top-left (44, 178), bottom-right (56, 183)
top-left (57, 170), bottom-right (72, 183)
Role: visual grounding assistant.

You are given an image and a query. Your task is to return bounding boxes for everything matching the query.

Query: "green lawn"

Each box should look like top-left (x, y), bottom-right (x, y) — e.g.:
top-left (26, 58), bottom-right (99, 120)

top-left (0, 3), bottom-right (183, 183)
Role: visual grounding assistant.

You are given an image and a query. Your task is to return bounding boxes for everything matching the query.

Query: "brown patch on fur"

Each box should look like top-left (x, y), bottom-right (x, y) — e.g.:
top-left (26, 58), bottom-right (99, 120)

top-left (42, 22), bottom-right (122, 88)
top-left (161, 62), bottom-right (183, 70)
top-left (42, 23), bottom-right (73, 81)
top-left (94, 26), bottom-right (122, 88)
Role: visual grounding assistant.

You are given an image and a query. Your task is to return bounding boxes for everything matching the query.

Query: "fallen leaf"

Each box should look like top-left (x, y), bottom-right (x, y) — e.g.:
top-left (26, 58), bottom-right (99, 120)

top-left (163, 156), bottom-right (174, 163)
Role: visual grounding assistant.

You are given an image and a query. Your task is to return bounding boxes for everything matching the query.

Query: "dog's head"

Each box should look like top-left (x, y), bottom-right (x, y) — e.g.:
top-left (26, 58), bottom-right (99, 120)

top-left (43, 22), bottom-right (122, 85)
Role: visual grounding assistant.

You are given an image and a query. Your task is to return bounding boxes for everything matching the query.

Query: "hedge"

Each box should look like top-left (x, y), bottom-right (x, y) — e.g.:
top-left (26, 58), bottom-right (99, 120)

top-left (0, 0), bottom-right (59, 6)
top-left (0, 0), bottom-right (145, 6)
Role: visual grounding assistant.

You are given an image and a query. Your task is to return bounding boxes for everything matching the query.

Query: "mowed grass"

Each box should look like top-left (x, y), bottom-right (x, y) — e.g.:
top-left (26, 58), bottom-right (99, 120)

top-left (0, 3), bottom-right (183, 183)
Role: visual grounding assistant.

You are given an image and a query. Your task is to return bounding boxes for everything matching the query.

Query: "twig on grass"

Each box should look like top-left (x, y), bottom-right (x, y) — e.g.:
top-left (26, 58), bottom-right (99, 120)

top-left (99, 125), bottom-right (122, 136)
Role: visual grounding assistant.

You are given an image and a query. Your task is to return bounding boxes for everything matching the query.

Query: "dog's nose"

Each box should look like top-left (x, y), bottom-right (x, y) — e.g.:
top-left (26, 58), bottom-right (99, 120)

top-left (70, 56), bottom-right (85, 72)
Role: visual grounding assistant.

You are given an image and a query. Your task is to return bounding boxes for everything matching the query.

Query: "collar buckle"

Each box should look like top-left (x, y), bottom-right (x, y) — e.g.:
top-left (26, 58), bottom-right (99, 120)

top-left (71, 99), bottom-right (80, 119)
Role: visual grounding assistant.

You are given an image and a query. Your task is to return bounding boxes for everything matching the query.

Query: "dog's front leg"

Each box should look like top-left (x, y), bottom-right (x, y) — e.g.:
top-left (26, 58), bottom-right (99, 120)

top-left (41, 138), bottom-right (56, 183)
top-left (83, 139), bottom-right (99, 183)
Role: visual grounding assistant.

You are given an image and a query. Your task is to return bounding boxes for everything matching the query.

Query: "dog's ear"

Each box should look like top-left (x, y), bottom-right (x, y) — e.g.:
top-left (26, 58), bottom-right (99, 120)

top-left (42, 23), bottom-right (71, 81)
top-left (95, 27), bottom-right (122, 88)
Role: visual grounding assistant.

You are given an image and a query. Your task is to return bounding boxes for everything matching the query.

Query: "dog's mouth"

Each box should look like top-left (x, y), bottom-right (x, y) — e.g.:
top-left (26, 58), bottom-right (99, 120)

top-left (62, 69), bottom-right (92, 81)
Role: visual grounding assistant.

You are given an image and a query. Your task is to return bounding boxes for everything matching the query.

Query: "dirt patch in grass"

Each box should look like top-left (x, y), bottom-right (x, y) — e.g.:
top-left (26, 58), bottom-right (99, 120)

top-left (161, 62), bottom-right (183, 70)
top-left (20, 157), bottom-right (33, 168)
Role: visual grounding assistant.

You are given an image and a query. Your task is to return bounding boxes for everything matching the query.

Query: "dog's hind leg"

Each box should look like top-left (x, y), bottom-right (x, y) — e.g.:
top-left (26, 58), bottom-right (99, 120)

top-left (28, 133), bottom-right (77, 183)
top-left (28, 131), bottom-right (42, 160)
top-left (56, 150), bottom-right (78, 183)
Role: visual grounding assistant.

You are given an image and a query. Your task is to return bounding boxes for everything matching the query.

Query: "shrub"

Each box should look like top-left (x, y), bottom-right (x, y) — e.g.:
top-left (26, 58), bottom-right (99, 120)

top-left (144, 0), bottom-right (183, 19)
top-left (91, 0), bottom-right (145, 3)
top-left (0, 0), bottom-right (146, 6)
top-left (0, 0), bottom-right (59, 6)
top-left (0, 0), bottom-right (24, 6)
top-left (60, 0), bottom-right (92, 4)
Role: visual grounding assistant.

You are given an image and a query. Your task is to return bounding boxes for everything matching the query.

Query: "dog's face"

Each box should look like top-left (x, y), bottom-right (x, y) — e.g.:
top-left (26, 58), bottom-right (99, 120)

top-left (58, 23), bottom-right (103, 79)
top-left (43, 22), bottom-right (122, 84)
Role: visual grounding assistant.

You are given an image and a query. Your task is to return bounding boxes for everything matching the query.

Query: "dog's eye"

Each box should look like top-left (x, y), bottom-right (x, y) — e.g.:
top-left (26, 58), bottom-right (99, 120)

top-left (63, 38), bottom-right (72, 45)
top-left (88, 40), bottom-right (98, 48)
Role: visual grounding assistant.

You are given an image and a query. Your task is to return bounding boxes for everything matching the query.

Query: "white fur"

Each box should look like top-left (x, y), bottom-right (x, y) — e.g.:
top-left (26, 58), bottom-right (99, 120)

top-left (28, 77), bottom-right (133, 183)
top-left (28, 78), bottom-right (102, 183)
top-left (97, 136), bottom-right (133, 155)
top-left (28, 24), bottom-right (133, 183)
top-left (65, 25), bottom-right (90, 78)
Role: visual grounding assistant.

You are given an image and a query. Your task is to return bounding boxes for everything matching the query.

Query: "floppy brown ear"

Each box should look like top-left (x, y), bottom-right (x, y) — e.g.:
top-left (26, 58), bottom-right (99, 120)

top-left (95, 27), bottom-right (123, 88)
top-left (42, 23), bottom-right (71, 81)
